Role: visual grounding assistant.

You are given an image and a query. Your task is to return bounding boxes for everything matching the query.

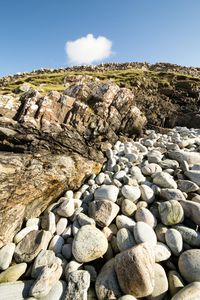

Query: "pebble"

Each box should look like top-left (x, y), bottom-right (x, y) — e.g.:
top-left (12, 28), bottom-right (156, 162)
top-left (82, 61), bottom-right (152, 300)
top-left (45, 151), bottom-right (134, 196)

top-left (114, 242), bottom-right (155, 298)
top-left (64, 270), bottom-right (90, 300)
top-left (168, 270), bottom-right (185, 297)
top-left (178, 249), bottom-right (200, 282)
top-left (95, 172), bottom-right (105, 185)
top-left (0, 280), bottom-right (33, 300)
top-left (133, 221), bottom-right (157, 246)
top-left (117, 228), bottom-right (135, 251)
top-left (14, 226), bottom-right (39, 244)
top-left (118, 296), bottom-right (137, 300)
top-left (48, 235), bottom-right (65, 254)
top-left (153, 172), bottom-right (177, 189)
top-left (0, 263), bottom-right (27, 283)
top-left (184, 170), bottom-right (200, 185)
top-left (146, 263), bottom-right (168, 300)
top-left (171, 282), bottom-right (200, 300)
top-left (160, 188), bottom-right (186, 201)
top-left (94, 185), bottom-right (119, 202)
top-left (41, 212), bottom-right (56, 234)
top-left (155, 224), bottom-right (168, 243)
top-left (0, 243), bottom-right (15, 270)
top-left (62, 244), bottom-right (72, 260)
top-left (135, 207), bottom-right (157, 228)
top-left (141, 163), bottom-right (162, 176)
top-left (154, 242), bottom-right (171, 262)
top-left (165, 228), bottom-right (183, 256)
top-left (38, 281), bottom-right (66, 300)
top-left (57, 199), bottom-right (75, 217)
top-left (56, 217), bottom-right (68, 235)
top-left (140, 184), bottom-right (155, 203)
top-left (64, 260), bottom-right (82, 280)
top-left (26, 218), bottom-right (40, 227)
top-left (89, 199), bottom-right (119, 227)
top-left (95, 258), bottom-right (122, 300)
top-left (72, 225), bottom-right (108, 262)
top-left (177, 179), bottom-right (199, 193)
top-left (121, 185), bottom-right (141, 202)
top-left (116, 215), bottom-right (136, 230)
top-left (179, 199), bottom-right (200, 225)
top-left (173, 224), bottom-right (200, 247)
top-left (158, 200), bottom-right (184, 225)
top-left (84, 265), bottom-right (97, 282)
top-left (121, 199), bottom-right (137, 216)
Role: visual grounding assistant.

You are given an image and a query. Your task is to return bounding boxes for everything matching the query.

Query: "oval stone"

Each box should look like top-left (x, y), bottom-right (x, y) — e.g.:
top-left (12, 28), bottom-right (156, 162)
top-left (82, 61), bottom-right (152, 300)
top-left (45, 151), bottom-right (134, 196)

top-left (158, 200), bottom-right (184, 226)
top-left (178, 249), bottom-right (200, 282)
top-left (121, 185), bottom-right (141, 202)
top-left (165, 229), bottom-right (183, 256)
top-left (171, 282), bottom-right (200, 300)
top-left (133, 221), bottom-right (157, 246)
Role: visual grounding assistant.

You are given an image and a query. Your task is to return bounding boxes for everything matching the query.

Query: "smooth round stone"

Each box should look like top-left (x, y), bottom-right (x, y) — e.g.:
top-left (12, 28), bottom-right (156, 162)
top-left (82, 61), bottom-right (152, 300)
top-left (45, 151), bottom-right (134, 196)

top-left (121, 199), bottom-right (137, 217)
top-left (135, 208), bottom-right (157, 228)
top-left (114, 242), bottom-right (155, 298)
top-left (140, 184), bottom-right (155, 203)
top-left (94, 185), bottom-right (119, 202)
top-left (95, 173), bottom-right (105, 185)
top-left (154, 242), bottom-right (171, 262)
top-left (171, 282), bottom-right (200, 300)
top-left (114, 170), bottom-right (127, 181)
top-left (110, 236), bottom-right (120, 254)
top-left (41, 212), bottom-right (56, 234)
top-left (168, 270), bottom-right (185, 297)
top-left (77, 213), bottom-right (95, 226)
top-left (160, 159), bottom-right (179, 169)
top-left (177, 180), bottom-right (199, 193)
top-left (121, 185), bottom-right (141, 202)
top-left (136, 201), bottom-right (148, 209)
top-left (130, 166), bottom-right (146, 183)
top-left (116, 215), bottom-right (136, 230)
top-left (0, 263), bottom-right (27, 283)
top-left (26, 218), bottom-right (40, 227)
top-left (72, 225), bottom-right (108, 263)
top-left (48, 235), bottom-right (65, 255)
top-left (57, 199), bottom-right (75, 217)
top-left (133, 221), bottom-right (157, 246)
top-left (62, 244), bottom-right (72, 260)
top-left (95, 258), bottom-right (122, 300)
top-left (56, 218), bottom-right (68, 235)
top-left (173, 225), bottom-right (200, 247)
top-left (141, 163), bottom-right (162, 176)
top-left (178, 249), bottom-right (200, 282)
top-left (35, 280), bottom-right (66, 300)
top-left (158, 200), bottom-right (184, 225)
top-left (0, 280), bottom-right (33, 300)
top-left (84, 265), bottom-right (97, 282)
top-left (184, 170), bottom-right (200, 186)
top-left (0, 243), bottom-right (15, 270)
top-left (179, 199), bottom-right (200, 226)
top-left (153, 172), bottom-right (177, 189)
top-left (165, 229), bottom-right (183, 256)
top-left (117, 228), bottom-right (135, 252)
top-left (14, 226), bottom-right (39, 244)
top-left (61, 226), bottom-right (72, 240)
top-left (146, 263), bottom-right (168, 300)
top-left (168, 150), bottom-right (200, 165)
top-left (160, 189), bottom-right (186, 201)
top-left (155, 224), bottom-right (168, 243)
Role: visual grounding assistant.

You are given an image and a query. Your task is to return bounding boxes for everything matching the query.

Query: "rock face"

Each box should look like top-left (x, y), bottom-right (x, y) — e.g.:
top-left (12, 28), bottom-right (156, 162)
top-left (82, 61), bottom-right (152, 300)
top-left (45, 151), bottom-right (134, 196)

top-left (0, 78), bottom-right (146, 246)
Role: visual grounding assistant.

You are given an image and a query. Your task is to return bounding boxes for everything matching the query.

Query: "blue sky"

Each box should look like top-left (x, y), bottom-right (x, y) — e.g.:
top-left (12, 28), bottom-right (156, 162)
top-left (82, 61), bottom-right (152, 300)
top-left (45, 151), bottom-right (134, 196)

top-left (0, 0), bottom-right (200, 77)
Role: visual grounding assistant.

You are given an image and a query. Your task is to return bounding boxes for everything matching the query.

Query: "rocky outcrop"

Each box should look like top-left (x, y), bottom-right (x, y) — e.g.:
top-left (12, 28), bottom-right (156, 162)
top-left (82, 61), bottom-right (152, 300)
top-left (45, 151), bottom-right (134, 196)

top-left (0, 77), bottom-right (146, 246)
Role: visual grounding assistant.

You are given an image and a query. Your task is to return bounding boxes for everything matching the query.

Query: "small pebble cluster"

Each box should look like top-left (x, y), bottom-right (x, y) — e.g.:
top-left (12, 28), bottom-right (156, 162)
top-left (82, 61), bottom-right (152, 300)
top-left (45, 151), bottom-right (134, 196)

top-left (0, 127), bottom-right (200, 300)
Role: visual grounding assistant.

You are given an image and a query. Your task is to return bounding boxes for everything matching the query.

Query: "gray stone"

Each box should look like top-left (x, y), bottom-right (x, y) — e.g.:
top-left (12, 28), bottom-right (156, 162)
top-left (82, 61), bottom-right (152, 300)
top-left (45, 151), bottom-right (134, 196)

top-left (141, 163), bottom-right (162, 176)
top-left (95, 258), bottom-right (122, 300)
top-left (146, 263), bottom-right (168, 300)
top-left (135, 208), bottom-right (157, 228)
top-left (31, 249), bottom-right (61, 279)
top-left (168, 270), bottom-right (184, 297)
top-left (134, 221), bottom-right (157, 246)
top-left (158, 200), bottom-right (184, 226)
top-left (56, 217), bottom-right (68, 235)
top-left (14, 226), bottom-right (39, 244)
top-left (116, 215), bottom-right (136, 230)
top-left (178, 249), bottom-right (200, 282)
top-left (121, 185), bottom-right (141, 202)
top-left (165, 229), bottom-right (183, 256)
top-left (48, 235), bottom-right (64, 254)
top-left (184, 170), bottom-right (200, 185)
top-left (84, 265), bottom-right (97, 282)
top-left (0, 280), bottom-right (33, 300)
top-left (64, 270), bottom-right (90, 300)
top-left (117, 228), bottom-right (135, 251)
top-left (72, 225), bottom-right (108, 263)
top-left (95, 172), bottom-right (105, 185)
top-left (94, 185), bottom-right (119, 202)
top-left (173, 224), bottom-right (200, 247)
top-left (89, 199), bottom-right (119, 227)
top-left (114, 242), bottom-right (155, 298)
top-left (179, 199), bottom-right (200, 225)
top-left (171, 282), bottom-right (200, 300)
top-left (77, 212), bottom-right (95, 226)
top-left (41, 212), bottom-right (56, 235)
top-left (0, 263), bottom-right (27, 283)
top-left (154, 242), bottom-right (171, 262)
top-left (155, 224), bottom-right (168, 243)
top-left (153, 172), bottom-right (177, 189)
top-left (62, 244), bottom-right (72, 260)
top-left (140, 184), bottom-right (155, 203)
top-left (0, 243), bottom-right (15, 270)
top-left (14, 230), bottom-right (52, 263)
top-left (57, 198), bottom-right (75, 217)
top-left (168, 150), bottom-right (200, 165)
top-left (177, 180), bottom-right (199, 193)
top-left (29, 262), bottom-right (62, 298)
top-left (160, 189), bottom-right (186, 201)
top-left (160, 159), bottom-right (179, 169)
top-left (37, 280), bottom-right (66, 300)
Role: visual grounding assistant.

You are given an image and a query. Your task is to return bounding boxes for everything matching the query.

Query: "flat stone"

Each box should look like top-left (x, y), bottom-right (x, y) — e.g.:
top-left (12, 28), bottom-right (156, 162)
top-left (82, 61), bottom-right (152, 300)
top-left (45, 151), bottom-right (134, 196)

top-left (48, 235), bottom-right (64, 254)
top-left (158, 200), bottom-right (184, 226)
top-left (165, 229), bottom-right (183, 256)
top-left (168, 150), bottom-right (200, 165)
top-left (41, 212), bottom-right (56, 235)
top-left (72, 225), bottom-right (108, 263)
top-left (121, 185), bottom-right (141, 202)
top-left (14, 226), bottom-right (39, 244)
top-left (159, 159), bottom-right (179, 169)
top-left (31, 249), bottom-right (61, 279)
top-left (117, 228), bottom-right (135, 251)
top-left (146, 263), bottom-right (168, 300)
top-left (0, 263), bottom-right (27, 283)
top-left (154, 242), bottom-right (171, 262)
top-left (0, 243), bottom-right (15, 270)
top-left (89, 199), bottom-right (119, 227)
top-left (114, 242), bottom-right (155, 298)
top-left (168, 270), bottom-right (184, 297)
top-left (184, 170), bottom-right (200, 185)
top-left (94, 185), bottom-right (119, 202)
top-left (160, 189), bottom-right (186, 201)
top-left (171, 282), bottom-right (200, 300)
top-left (177, 180), bottom-right (199, 193)
top-left (56, 218), bottom-right (68, 235)
top-left (173, 224), bottom-right (200, 247)
top-left (153, 172), bottom-right (177, 189)
top-left (115, 215), bottom-right (136, 230)
top-left (178, 249), bottom-right (200, 282)
top-left (140, 184), bottom-right (155, 203)
top-left (29, 262), bottom-right (62, 298)
top-left (57, 199), bottom-right (75, 217)
top-left (133, 221), bottom-right (157, 246)
top-left (135, 208), bottom-right (157, 228)
top-left (179, 199), bottom-right (200, 225)
top-left (64, 270), bottom-right (90, 300)
top-left (95, 258), bottom-right (122, 300)
top-left (0, 280), bottom-right (33, 300)
top-left (14, 230), bottom-right (52, 263)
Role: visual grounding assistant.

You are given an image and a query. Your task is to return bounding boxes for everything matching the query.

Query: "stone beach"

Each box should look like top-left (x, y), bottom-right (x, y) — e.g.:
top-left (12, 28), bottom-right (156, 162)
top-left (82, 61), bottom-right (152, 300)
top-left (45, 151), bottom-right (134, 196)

top-left (0, 126), bottom-right (200, 299)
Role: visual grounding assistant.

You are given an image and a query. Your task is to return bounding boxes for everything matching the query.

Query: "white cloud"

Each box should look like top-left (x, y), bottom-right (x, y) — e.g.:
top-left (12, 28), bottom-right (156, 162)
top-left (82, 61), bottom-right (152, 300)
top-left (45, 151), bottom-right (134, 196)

top-left (65, 33), bottom-right (112, 65)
